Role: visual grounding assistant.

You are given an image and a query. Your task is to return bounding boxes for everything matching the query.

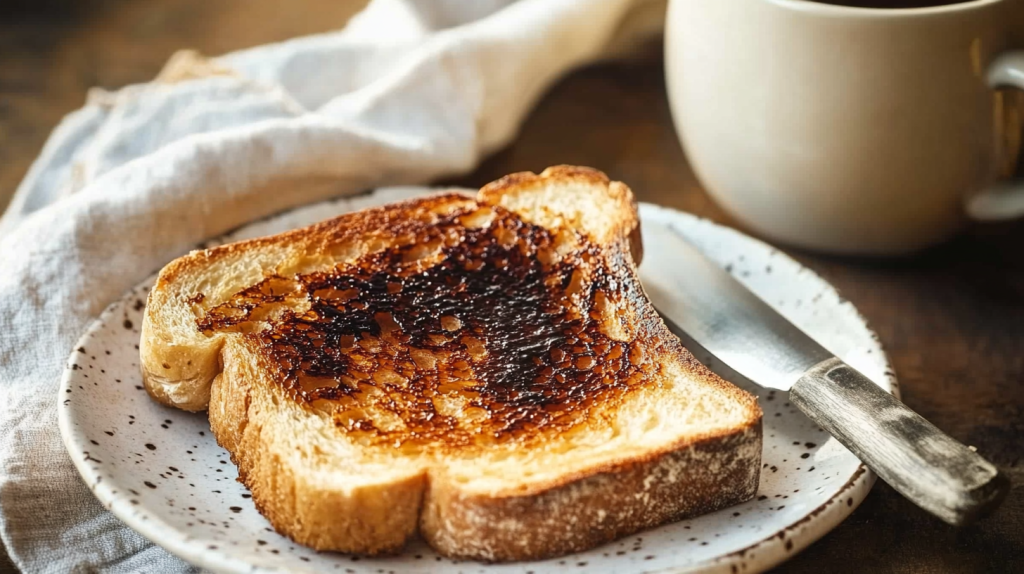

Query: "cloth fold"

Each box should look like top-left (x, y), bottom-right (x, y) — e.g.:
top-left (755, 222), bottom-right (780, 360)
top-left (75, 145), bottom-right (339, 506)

top-left (0, 0), bottom-right (662, 571)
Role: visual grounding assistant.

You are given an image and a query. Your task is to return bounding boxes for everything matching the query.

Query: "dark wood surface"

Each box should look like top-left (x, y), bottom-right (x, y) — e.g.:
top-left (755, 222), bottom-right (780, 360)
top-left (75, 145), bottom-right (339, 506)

top-left (2, 1), bottom-right (1023, 572)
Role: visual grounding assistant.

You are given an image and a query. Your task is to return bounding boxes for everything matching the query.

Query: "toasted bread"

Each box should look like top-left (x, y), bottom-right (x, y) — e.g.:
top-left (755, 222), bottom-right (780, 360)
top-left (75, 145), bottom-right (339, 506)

top-left (140, 166), bottom-right (762, 561)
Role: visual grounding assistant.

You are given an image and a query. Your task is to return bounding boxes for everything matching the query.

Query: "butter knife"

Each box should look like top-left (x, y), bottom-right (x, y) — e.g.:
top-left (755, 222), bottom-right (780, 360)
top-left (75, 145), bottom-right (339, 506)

top-left (641, 221), bottom-right (1009, 526)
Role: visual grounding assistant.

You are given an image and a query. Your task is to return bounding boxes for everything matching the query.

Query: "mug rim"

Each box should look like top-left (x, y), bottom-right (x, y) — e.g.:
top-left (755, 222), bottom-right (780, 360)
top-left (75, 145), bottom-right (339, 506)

top-left (768, 0), bottom-right (1003, 17)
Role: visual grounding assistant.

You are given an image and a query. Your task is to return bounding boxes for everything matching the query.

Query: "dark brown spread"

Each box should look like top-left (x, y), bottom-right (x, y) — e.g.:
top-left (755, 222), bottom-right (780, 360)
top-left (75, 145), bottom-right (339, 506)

top-left (197, 203), bottom-right (664, 448)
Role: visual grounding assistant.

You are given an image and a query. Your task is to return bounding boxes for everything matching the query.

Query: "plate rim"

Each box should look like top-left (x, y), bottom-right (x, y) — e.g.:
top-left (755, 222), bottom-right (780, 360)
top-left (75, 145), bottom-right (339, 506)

top-left (58, 191), bottom-right (892, 574)
top-left (57, 285), bottom-right (265, 574)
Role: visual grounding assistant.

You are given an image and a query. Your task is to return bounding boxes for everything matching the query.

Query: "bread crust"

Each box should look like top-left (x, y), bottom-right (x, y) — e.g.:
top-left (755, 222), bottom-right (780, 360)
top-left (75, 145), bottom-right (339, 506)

top-left (142, 165), bottom-right (763, 561)
top-left (207, 340), bottom-right (761, 559)
top-left (210, 341), bottom-right (427, 554)
top-left (423, 424), bottom-right (760, 561)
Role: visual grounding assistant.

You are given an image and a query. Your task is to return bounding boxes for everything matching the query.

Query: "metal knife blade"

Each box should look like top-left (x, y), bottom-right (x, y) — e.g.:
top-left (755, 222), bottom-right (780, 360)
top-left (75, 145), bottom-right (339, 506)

top-left (638, 219), bottom-right (1008, 526)
top-left (640, 221), bottom-right (832, 391)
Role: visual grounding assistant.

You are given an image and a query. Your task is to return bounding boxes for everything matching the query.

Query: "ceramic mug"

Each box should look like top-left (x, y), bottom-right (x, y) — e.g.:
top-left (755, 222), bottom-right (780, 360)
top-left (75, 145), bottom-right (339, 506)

top-left (665, 0), bottom-right (1024, 255)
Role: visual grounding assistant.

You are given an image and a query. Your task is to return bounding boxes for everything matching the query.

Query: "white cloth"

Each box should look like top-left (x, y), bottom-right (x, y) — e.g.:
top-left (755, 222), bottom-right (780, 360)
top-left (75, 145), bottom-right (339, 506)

top-left (0, 0), bottom-right (663, 571)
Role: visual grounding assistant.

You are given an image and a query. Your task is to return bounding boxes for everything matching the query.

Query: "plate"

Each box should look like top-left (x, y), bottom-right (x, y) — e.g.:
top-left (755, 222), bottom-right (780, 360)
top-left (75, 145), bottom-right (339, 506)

top-left (59, 187), bottom-right (895, 573)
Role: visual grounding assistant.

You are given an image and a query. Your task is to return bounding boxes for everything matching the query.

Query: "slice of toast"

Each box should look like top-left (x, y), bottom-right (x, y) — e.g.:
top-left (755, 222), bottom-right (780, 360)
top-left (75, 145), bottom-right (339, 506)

top-left (140, 166), bottom-right (762, 561)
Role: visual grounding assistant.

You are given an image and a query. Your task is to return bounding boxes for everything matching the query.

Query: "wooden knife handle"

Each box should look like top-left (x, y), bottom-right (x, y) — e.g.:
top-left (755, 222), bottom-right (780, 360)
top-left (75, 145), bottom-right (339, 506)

top-left (790, 357), bottom-right (1009, 526)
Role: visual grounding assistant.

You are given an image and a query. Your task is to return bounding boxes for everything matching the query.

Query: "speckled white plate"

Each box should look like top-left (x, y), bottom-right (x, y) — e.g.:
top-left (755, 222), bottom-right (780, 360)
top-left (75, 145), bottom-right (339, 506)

top-left (59, 187), bottom-right (896, 574)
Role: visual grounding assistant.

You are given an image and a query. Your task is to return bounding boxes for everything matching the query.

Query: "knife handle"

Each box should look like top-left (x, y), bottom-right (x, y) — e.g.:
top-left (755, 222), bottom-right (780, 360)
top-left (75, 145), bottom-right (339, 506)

top-left (789, 357), bottom-right (1009, 526)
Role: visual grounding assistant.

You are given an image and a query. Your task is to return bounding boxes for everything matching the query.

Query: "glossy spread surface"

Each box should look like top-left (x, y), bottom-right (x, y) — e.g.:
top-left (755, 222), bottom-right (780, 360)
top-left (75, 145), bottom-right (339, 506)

top-left (197, 203), bottom-right (663, 446)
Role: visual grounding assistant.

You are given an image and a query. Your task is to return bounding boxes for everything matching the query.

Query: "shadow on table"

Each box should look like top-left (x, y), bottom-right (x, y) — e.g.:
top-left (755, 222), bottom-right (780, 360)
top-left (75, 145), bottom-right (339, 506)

top-left (0, 540), bottom-right (16, 574)
top-left (0, 0), bottom-right (124, 17)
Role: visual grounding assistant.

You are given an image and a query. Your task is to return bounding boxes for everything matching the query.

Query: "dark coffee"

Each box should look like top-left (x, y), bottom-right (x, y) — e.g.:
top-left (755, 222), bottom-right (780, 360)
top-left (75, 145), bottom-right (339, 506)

top-left (809, 0), bottom-right (971, 7)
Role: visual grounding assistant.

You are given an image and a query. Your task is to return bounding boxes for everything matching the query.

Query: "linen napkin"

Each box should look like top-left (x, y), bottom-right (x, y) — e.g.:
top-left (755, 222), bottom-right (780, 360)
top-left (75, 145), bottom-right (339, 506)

top-left (0, 0), bottom-right (664, 571)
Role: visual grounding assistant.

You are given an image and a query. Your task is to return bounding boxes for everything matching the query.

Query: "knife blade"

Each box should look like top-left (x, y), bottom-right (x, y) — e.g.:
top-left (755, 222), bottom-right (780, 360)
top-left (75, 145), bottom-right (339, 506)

top-left (640, 220), bottom-right (1008, 526)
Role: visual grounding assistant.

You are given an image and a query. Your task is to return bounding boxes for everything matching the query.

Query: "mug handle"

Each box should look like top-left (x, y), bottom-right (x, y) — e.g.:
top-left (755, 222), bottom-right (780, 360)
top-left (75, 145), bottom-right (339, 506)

top-left (967, 51), bottom-right (1024, 221)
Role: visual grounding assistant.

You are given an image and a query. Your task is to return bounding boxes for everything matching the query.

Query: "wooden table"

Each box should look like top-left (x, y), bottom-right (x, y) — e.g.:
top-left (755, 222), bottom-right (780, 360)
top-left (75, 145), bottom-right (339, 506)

top-left (2, 1), bottom-right (1022, 572)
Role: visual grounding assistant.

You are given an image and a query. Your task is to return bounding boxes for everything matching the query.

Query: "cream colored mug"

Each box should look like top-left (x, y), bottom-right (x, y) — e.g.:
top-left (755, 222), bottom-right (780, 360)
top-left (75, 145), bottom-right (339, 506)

top-left (666, 0), bottom-right (1024, 255)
